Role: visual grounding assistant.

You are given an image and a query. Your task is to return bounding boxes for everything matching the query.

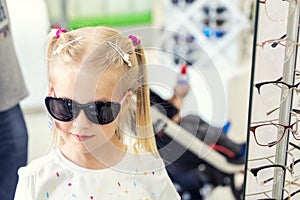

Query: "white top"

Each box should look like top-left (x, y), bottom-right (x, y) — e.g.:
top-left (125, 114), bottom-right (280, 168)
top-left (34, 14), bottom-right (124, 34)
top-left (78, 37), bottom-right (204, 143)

top-left (14, 149), bottom-right (180, 200)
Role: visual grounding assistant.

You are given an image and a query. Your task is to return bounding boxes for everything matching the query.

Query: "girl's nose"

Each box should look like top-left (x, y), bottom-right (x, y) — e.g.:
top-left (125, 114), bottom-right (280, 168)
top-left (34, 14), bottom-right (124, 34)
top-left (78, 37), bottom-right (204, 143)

top-left (72, 110), bottom-right (92, 128)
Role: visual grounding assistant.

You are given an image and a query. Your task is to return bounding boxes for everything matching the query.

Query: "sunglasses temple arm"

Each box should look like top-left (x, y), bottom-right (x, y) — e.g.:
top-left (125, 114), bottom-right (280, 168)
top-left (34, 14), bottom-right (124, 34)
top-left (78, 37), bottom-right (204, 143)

top-left (268, 141), bottom-right (278, 148)
top-left (262, 177), bottom-right (274, 185)
top-left (266, 107), bottom-right (280, 116)
top-left (289, 142), bottom-right (300, 151)
top-left (284, 188), bottom-right (300, 200)
top-left (120, 90), bottom-right (133, 105)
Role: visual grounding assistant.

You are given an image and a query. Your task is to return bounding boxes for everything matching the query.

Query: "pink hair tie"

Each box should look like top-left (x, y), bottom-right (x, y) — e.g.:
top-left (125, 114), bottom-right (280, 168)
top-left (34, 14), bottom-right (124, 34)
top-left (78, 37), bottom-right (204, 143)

top-left (129, 34), bottom-right (141, 46)
top-left (56, 29), bottom-right (67, 39)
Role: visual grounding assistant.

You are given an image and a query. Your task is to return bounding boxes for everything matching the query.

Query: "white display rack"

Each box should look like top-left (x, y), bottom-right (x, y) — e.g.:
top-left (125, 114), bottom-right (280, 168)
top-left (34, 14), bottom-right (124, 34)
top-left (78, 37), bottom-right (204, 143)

top-left (244, 1), bottom-right (300, 199)
top-left (154, 0), bottom-right (249, 72)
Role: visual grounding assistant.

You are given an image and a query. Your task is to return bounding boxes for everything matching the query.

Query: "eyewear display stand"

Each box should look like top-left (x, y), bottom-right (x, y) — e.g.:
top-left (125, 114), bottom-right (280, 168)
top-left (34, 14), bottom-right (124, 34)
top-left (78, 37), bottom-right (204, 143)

top-left (154, 0), bottom-right (248, 70)
top-left (244, 1), bottom-right (300, 200)
top-left (273, 2), bottom-right (300, 199)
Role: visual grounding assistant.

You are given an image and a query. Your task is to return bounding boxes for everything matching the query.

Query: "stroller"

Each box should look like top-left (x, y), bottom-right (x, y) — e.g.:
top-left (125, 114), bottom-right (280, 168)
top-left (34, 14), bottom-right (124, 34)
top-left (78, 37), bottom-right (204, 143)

top-left (150, 90), bottom-right (245, 200)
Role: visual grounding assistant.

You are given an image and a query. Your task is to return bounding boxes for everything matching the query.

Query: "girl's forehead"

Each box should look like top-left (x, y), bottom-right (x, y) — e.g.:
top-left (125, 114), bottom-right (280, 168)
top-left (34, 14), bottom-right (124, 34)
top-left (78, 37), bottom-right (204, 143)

top-left (51, 61), bottom-right (115, 83)
top-left (51, 65), bottom-right (121, 102)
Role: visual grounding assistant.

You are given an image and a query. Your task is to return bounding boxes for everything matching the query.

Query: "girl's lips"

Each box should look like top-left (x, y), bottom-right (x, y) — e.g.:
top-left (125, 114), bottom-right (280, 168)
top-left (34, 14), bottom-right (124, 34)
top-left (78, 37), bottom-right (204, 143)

top-left (73, 134), bottom-right (94, 141)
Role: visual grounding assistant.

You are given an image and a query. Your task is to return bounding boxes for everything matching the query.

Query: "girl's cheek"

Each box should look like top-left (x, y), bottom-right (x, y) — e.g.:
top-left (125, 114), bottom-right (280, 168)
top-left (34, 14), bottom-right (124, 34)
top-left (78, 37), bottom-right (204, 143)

top-left (54, 121), bottom-right (72, 132)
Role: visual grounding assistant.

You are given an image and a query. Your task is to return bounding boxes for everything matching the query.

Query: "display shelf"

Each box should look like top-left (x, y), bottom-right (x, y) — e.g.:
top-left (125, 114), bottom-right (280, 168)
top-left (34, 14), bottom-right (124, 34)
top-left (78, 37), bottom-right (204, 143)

top-left (155, 0), bottom-right (249, 72)
top-left (244, 1), bottom-right (300, 199)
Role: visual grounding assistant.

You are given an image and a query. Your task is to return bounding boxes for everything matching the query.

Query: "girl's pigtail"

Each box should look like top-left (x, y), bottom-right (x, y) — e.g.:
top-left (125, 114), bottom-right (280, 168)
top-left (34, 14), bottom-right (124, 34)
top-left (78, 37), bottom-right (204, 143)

top-left (134, 46), bottom-right (159, 156)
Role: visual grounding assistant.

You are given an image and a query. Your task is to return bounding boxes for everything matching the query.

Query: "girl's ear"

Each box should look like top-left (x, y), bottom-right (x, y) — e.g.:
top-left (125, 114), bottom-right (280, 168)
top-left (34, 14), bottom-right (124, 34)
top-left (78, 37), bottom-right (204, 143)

top-left (48, 85), bottom-right (55, 96)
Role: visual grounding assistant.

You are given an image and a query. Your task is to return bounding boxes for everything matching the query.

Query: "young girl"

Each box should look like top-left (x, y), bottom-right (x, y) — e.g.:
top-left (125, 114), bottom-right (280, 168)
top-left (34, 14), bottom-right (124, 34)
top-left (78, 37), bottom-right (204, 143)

top-left (14, 26), bottom-right (180, 200)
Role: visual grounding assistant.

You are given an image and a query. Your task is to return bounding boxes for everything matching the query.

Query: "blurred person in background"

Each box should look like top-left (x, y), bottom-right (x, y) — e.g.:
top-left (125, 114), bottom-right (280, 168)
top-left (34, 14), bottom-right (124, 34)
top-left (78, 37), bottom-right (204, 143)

top-left (0, 0), bottom-right (28, 199)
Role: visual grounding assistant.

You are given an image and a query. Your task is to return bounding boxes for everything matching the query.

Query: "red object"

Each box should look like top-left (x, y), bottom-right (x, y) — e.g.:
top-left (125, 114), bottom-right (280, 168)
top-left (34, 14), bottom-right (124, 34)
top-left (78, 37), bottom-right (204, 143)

top-left (177, 64), bottom-right (189, 84)
top-left (209, 144), bottom-right (236, 158)
top-left (52, 24), bottom-right (62, 29)
top-left (181, 64), bottom-right (188, 75)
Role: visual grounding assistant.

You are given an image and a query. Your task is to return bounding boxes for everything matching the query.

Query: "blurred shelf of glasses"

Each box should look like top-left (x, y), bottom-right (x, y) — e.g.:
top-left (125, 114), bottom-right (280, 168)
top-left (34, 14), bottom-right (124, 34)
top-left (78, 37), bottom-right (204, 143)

top-left (151, 0), bottom-right (253, 139)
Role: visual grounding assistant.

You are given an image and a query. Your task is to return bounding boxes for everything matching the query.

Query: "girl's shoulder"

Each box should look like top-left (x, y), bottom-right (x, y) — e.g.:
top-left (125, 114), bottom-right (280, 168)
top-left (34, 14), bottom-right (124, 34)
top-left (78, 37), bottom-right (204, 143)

top-left (18, 147), bottom-right (167, 177)
top-left (17, 149), bottom-right (61, 177)
top-left (115, 146), bottom-right (166, 174)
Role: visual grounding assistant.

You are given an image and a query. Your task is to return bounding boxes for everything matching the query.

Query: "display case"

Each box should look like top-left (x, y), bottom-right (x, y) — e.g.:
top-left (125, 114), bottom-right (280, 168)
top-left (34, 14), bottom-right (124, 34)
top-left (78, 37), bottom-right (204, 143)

top-left (244, 1), bottom-right (300, 199)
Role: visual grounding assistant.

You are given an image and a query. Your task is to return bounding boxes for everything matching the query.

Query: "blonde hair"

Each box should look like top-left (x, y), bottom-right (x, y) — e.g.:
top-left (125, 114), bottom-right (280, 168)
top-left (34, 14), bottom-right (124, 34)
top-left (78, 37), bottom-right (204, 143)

top-left (46, 26), bottom-right (158, 155)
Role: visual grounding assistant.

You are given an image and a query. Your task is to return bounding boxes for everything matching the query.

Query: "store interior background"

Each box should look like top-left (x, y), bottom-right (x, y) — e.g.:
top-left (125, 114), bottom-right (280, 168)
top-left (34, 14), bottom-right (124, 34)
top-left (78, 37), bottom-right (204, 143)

top-left (7, 0), bottom-right (256, 199)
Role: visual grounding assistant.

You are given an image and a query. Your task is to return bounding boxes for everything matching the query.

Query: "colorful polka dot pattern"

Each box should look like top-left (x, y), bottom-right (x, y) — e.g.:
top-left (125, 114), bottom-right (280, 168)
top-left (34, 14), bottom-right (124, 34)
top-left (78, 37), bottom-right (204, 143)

top-left (43, 170), bottom-right (159, 199)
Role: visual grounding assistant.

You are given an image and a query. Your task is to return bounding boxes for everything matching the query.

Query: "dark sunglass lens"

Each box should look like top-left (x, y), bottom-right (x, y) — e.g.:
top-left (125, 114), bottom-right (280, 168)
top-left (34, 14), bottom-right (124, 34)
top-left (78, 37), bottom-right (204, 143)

top-left (203, 27), bottom-right (213, 38)
top-left (173, 34), bottom-right (180, 43)
top-left (203, 18), bottom-right (210, 26)
top-left (185, 0), bottom-right (195, 4)
top-left (186, 35), bottom-right (195, 43)
top-left (202, 6), bottom-right (209, 15)
top-left (215, 30), bottom-right (226, 38)
top-left (171, 0), bottom-right (178, 5)
top-left (216, 6), bottom-right (227, 14)
top-left (90, 102), bottom-right (120, 125)
top-left (216, 19), bottom-right (225, 26)
top-left (271, 42), bottom-right (279, 48)
top-left (46, 98), bottom-right (74, 121)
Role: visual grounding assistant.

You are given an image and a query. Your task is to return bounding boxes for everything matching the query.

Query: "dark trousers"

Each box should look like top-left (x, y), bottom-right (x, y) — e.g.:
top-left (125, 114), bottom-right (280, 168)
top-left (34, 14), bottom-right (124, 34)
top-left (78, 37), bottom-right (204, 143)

top-left (0, 104), bottom-right (28, 200)
top-left (167, 164), bottom-right (203, 200)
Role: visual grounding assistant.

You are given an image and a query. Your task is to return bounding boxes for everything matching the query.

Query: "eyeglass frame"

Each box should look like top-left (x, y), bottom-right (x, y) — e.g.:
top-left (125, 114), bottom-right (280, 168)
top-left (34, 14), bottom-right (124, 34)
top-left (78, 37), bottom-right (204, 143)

top-left (246, 180), bottom-right (300, 200)
top-left (254, 79), bottom-right (300, 96)
top-left (254, 73), bottom-right (300, 114)
top-left (250, 120), bottom-right (300, 147)
top-left (258, 0), bottom-right (297, 22)
top-left (257, 35), bottom-right (299, 63)
top-left (248, 143), bottom-right (300, 191)
top-left (254, 70), bottom-right (300, 116)
top-left (247, 143), bottom-right (300, 198)
top-left (250, 154), bottom-right (297, 185)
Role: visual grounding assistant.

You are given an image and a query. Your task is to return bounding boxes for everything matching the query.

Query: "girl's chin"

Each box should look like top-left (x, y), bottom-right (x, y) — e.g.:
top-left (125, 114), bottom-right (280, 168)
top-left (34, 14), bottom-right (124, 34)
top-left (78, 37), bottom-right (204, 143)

top-left (62, 133), bottom-right (117, 154)
top-left (64, 143), bottom-right (90, 154)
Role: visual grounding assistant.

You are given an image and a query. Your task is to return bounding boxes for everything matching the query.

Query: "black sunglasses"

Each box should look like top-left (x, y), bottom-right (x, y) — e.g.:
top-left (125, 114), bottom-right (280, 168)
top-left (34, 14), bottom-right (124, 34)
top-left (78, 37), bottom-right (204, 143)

top-left (202, 6), bottom-right (227, 15)
top-left (45, 97), bottom-right (121, 125)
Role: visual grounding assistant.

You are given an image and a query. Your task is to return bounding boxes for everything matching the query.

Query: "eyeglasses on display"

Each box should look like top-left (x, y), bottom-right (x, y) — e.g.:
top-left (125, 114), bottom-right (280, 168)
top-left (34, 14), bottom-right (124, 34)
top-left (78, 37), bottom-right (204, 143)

top-left (203, 18), bottom-right (227, 26)
top-left (250, 143), bottom-right (300, 186)
top-left (257, 34), bottom-right (299, 63)
top-left (259, 0), bottom-right (297, 22)
top-left (254, 78), bottom-right (300, 106)
top-left (202, 5), bottom-right (227, 15)
top-left (247, 183), bottom-right (300, 200)
top-left (171, 0), bottom-right (195, 5)
top-left (202, 27), bottom-right (226, 38)
top-left (250, 120), bottom-right (300, 147)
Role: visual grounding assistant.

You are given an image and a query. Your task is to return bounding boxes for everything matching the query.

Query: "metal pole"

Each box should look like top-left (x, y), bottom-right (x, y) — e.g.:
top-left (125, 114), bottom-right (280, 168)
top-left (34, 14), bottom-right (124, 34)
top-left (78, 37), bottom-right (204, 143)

top-left (61, 0), bottom-right (68, 28)
top-left (272, 2), bottom-right (300, 199)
